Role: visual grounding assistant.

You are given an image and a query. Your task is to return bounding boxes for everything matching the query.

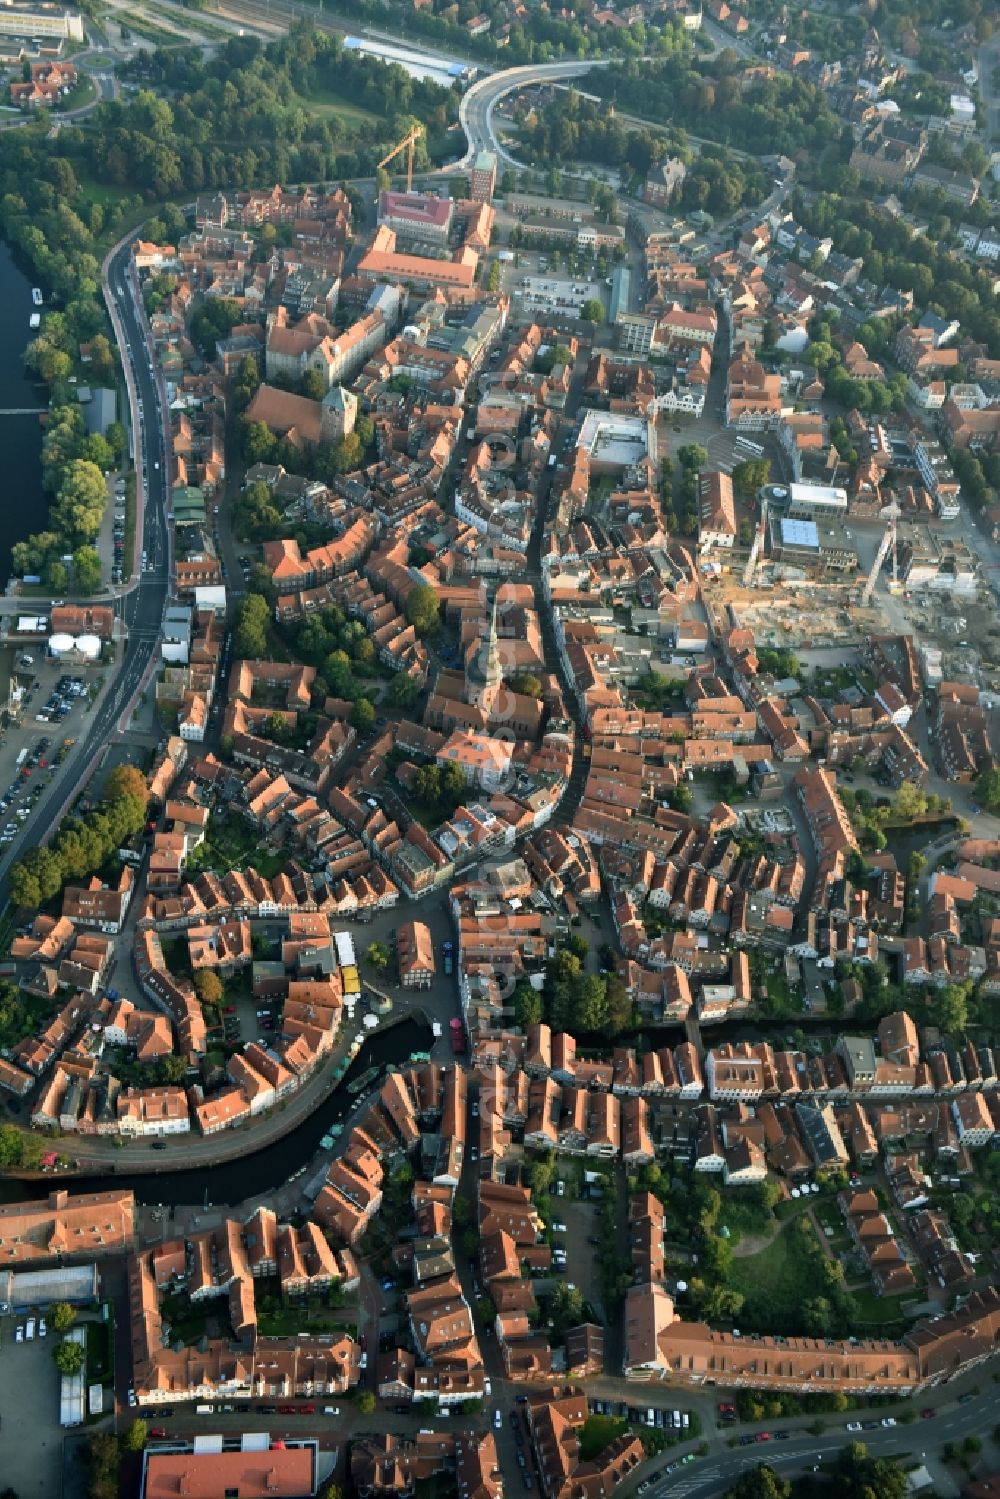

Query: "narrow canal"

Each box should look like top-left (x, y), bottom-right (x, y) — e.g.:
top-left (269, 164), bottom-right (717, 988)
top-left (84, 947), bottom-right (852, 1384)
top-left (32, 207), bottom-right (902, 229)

top-left (0, 1015), bottom-right (434, 1208)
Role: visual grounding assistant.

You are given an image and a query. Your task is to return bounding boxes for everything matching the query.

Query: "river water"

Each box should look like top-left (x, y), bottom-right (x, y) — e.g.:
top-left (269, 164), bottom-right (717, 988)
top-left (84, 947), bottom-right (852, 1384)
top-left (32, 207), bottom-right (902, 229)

top-left (0, 1014), bottom-right (433, 1209)
top-left (0, 240), bottom-right (47, 580)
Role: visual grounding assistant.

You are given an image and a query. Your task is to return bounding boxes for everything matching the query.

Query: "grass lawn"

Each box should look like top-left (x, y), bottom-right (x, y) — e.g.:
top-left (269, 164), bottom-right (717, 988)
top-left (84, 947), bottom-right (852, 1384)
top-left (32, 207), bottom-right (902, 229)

top-left (57, 74), bottom-right (97, 112)
top-left (812, 1197), bottom-right (845, 1236)
top-left (719, 1195), bottom-right (775, 1245)
top-left (579, 1415), bottom-right (628, 1462)
top-left (297, 86), bottom-right (379, 127)
top-left (197, 813), bottom-right (270, 873)
top-left (848, 1287), bottom-right (916, 1331)
top-left (77, 177), bottom-right (133, 210)
top-left (726, 1221), bottom-right (824, 1327)
top-left (255, 847), bottom-right (289, 879)
top-left (256, 1306), bottom-right (358, 1338)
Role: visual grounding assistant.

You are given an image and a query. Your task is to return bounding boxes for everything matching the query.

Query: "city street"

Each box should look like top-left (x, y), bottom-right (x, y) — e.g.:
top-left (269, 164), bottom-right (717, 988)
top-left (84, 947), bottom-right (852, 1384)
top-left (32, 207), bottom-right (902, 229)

top-left (0, 233), bottom-right (169, 901)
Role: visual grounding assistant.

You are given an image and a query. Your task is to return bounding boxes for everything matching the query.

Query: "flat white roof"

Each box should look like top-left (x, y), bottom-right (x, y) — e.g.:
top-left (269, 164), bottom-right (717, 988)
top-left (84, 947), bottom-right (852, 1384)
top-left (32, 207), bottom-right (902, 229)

top-left (788, 481), bottom-right (848, 509)
top-left (780, 517), bottom-right (820, 550)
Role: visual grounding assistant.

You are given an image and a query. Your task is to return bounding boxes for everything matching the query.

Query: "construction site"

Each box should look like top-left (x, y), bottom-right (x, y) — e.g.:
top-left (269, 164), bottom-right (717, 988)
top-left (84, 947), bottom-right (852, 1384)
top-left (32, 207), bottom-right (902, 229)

top-left (701, 499), bottom-right (1000, 686)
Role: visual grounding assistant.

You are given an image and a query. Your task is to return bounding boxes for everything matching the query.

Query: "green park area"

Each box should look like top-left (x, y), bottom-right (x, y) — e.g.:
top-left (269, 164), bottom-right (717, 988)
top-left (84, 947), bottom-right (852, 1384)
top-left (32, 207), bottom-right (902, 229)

top-left (296, 86), bottom-right (380, 127)
top-left (725, 1222), bottom-right (823, 1327)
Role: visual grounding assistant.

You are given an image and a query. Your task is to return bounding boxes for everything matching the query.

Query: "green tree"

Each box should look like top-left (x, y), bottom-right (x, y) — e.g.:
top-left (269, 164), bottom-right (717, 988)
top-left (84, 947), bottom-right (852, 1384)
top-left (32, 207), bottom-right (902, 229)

top-left (513, 981), bottom-right (543, 1028)
top-left (54, 461), bottom-right (107, 546)
top-left (234, 593), bottom-right (271, 658)
top-left (931, 982), bottom-right (969, 1035)
top-left (9, 860), bottom-right (41, 909)
top-left (350, 697), bottom-right (376, 734)
top-left (44, 558), bottom-right (69, 594)
top-left (122, 1419), bottom-right (149, 1452)
top-left (78, 433), bottom-right (114, 471)
top-left (549, 1281), bottom-right (586, 1334)
top-left (53, 1339), bottom-right (85, 1376)
top-left (977, 767), bottom-right (1000, 813)
top-left (193, 970), bottom-right (224, 1005)
top-left (580, 297), bottom-right (604, 322)
top-left (366, 941), bottom-right (391, 970)
top-left (72, 545), bottom-right (102, 594)
top-left (732, 458), bottom-right (771, 494)
top-left (833, 1443), bottom-right (908, 1499)
top-left (240, 419), bottom-right (278, 466)
top-left (104, 765), bottom-right (148, 805)
top-left (510, 673), bottom-right (542, 698)
top-left (725, 1465), bottom-right (792, 1499)
top-left (157, 1054), bottom-right (188, 1084)
top-left (386, 674), bottom-right (421, 710)
top-left (357, 1390), bottom-right (376, 1414)
top-left (300, 368), bottom-right (326, 401)
top-left (50, 1302), bottom-right (77, 1334)
top-left (405, 583), bottom-right (441, 636)
top-left (891, 780), bottom-right (927, 821)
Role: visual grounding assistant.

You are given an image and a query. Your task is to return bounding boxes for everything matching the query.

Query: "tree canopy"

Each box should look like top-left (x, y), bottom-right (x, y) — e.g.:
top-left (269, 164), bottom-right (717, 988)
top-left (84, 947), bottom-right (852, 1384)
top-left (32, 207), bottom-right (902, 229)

top-left (9, 783), bottom-right (147, 910)
top-left (405, 583), bottom-right (441, 636)
top-left (234, 593), bottom-right (272, 659)
top-left (53, 1339), bottom-right (85, 1376)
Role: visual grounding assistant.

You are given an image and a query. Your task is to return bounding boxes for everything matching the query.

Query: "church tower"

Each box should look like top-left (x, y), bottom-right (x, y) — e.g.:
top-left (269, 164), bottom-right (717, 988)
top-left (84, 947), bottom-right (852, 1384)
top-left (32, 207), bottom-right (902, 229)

top-left (466, 597), bottom-right (503, 717)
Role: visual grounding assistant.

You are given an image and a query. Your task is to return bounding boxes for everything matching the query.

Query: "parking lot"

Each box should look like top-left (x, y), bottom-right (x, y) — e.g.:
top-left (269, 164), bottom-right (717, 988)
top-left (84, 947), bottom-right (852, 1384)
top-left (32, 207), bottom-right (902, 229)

top-left (554, 1194), bottom-right (603, 1309)
top-left (0, 1314), bottom-right (65, 1497)
top-left (0, 687), bottom-right (84, 848)
top-left (0, 662), bottom-right (94, 855)
top-left (111, 476), bottom-right (127, 585)
top-left (496, 245), bottom-right (612, 314)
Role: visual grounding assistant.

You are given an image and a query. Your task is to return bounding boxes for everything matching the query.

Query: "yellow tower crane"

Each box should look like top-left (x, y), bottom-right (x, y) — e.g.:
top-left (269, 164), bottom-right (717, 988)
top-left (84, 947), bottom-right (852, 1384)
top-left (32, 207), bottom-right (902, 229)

top-left (377, 124), bottom-right (425, 194)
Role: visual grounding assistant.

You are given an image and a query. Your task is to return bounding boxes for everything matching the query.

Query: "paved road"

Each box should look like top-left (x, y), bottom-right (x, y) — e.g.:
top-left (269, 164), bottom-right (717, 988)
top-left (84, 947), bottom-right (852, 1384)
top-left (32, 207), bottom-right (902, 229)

top-left (458, 59), bottom-right (618, 167)
top-left (0, 237), bottom-right (169, 900)
top-left (623, 1391), bottom-right (990, 1499)
top-left (0, 50), bottom-right (116, 131)
top-left (978, 30), bottom-right (1000, 143)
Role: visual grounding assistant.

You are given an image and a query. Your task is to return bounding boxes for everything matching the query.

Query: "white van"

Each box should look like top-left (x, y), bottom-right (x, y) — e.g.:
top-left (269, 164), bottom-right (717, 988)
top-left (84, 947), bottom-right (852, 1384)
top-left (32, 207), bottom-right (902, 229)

top-left (25, 1318), bottom-right (35, 1341)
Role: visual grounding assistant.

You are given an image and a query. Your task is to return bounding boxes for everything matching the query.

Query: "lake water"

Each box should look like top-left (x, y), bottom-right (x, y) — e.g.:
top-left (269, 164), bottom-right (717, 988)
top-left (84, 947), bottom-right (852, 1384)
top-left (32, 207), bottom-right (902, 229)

top-left (0, 239), bottom-right (48, 581)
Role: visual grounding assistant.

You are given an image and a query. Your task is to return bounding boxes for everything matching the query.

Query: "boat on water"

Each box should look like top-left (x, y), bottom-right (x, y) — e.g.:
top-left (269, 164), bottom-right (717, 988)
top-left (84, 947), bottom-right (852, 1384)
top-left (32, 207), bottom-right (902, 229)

top-left (320, 1133), bottom-right (334, 1150)
top-left (28, 313), bottom-right (40, 330)
top-left (409, 1051), bottom-right (431, 1064)
top-left (346, 1064), bottom-right (381, 1097)
top-left (31, 288), bottom-right (42, 306)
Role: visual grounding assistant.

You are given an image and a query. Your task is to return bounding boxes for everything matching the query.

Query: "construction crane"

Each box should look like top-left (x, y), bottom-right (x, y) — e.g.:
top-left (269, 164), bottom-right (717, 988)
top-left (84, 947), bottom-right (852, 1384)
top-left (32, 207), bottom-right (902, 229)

top-left (860, 501), bottom-right (901, 609)
top-left (743, 490), bottom-right (769, 589)
top-left (377, 124), bottom-right (424, 194)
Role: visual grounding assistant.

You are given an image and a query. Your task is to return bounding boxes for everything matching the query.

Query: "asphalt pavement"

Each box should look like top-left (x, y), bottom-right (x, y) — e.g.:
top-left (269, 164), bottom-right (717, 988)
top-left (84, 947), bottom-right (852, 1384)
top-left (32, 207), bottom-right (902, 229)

top-left (0, 236), bottom-right (170, 903)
